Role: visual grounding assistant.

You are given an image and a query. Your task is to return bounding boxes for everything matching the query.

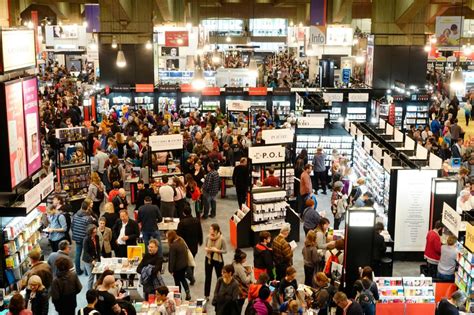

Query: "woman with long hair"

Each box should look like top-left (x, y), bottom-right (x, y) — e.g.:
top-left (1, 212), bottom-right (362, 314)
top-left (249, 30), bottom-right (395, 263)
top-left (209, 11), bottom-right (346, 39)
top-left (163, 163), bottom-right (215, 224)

top-left (302, 230), bottom-right (320, 286)
top-left (204, 223), bottom-right (227, 299)
top-left (310, 272), bottom-right (337, 315)
top-left (353, 266), bottom-right (379, 315)
top-left (315, 218), bottom-right (336, 272)
top-left (167, 230), bottom-right (192, 300)
top-left (232, 249), bottom-right (253, 312)
top-left (102, 202), bottom-right (119, 229)
top-left (82, 225), bottom-right (101, 290)
top-left (87, 172), bottom-right (107, 218)
top-left (185, 174), bottom-right (201, 217)
top-left (173, 176), bottom-right (187, 219)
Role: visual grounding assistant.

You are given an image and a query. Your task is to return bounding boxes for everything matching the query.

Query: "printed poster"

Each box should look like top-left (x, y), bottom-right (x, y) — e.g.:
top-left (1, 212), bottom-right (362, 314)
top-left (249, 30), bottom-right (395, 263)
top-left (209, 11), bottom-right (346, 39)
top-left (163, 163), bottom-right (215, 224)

top-left (5, 82), bottom-right (27, 188)
top-left (436, 16), bottom-right (463, 50)
top-left (22, 78), bottom-right (41, 176)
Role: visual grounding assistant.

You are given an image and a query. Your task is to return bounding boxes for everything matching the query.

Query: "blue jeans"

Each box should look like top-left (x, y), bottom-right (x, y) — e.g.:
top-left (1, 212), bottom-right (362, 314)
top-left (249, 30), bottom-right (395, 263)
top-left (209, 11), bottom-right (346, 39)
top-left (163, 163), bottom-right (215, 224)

top-left (83, 262), bottom-right (95, 290)
top-left (437, 272), bottom-right (455, 282)
top-left (142, 230), bottom-right (163, 257)
top-left (203, 192), bottom-right (216, 217)
top-left (75, 241), bottom-right (83, 274)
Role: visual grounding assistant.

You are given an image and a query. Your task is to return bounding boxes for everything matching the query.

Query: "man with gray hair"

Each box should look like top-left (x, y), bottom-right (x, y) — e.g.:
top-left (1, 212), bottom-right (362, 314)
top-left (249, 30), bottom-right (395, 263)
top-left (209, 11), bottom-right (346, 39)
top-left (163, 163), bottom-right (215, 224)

top-left (47, 240), bottom-right (73, 276)
top-left (272, 224), bottom-right (293, 281)
top-left (435, 290), bottom-right (466, 314)
top-left (112, 188), bottom-right (128, 214)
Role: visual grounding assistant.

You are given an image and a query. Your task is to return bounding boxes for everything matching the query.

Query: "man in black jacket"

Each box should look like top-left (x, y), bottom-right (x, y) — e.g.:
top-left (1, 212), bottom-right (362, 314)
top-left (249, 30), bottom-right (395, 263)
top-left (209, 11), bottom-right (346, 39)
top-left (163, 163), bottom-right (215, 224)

top-left (232, 157), bottom-right (249, 209)
top-left (113, 210), bottom-right (139, 283)
top-left (177, 205), bottom-right (203, 285)
top-left (135, 180), bottom-right (156, 210)
top-left (137, 196), bottom-right (163, 256)
top-left (372, 222), bottom-right (387, 276)
top-left (333, 291), bottom-right (364, 315)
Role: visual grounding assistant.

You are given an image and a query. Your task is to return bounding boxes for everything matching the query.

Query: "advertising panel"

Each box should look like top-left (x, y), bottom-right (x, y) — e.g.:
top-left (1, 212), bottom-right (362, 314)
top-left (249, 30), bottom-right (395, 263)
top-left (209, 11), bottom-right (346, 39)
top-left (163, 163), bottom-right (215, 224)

top-left (436, 16), bottom-right (463, 50)
top-left (45, 25), bottom-right (87, 50)
top-left (149, 134), bottom-right (183, 151)
top-left (165, 31), bottom-right (189, 47)
top-left (5, 81), bottom-right (27, 188)
top-left (248, 145), bottom-right (286, 164)
top-left (1, 29), bottom-right (36, 73)
top-left (326, 26), bottom-right (353, 46)
top-left (22, 78), bottom-right (41, 176)
top-left (394, 170), bottom-right (438, 251)
top-left (442, 202), bottom-right (461, 237)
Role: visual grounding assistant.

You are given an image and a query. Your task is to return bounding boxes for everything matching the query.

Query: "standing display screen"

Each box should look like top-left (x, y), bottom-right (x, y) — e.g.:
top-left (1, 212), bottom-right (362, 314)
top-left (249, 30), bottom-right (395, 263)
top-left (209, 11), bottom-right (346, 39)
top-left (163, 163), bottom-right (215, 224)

top-left (22, 78), bottom-right (41, 176)
top-left (5, 81), bottom-right (27, 188)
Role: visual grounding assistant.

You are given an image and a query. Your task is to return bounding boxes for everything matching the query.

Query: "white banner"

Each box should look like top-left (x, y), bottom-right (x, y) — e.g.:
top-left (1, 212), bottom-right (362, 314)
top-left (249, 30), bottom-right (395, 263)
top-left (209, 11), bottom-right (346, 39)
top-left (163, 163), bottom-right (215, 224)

top-left (261, 129), bottom-right (294, 144)
top-left (326, 25), bottom-right (353, 46)
top-left (248, 145), bottom-right (285, 164)
top-left (24, 173), bottom-right (54, 213)
top-left (442, 202), bottom-right (461, 237)
top-left (149, 134), bottom-right (183, 151)
top-left (297, 116), bottom-right (325, 129)
top-left (323, 92), bottom-right (343, 103)
top-left (309, 26), bottom-right (326, 45)
top-left (1, 29), bottom-right (36, 73)
top-left (348, 93), bottom-right (369, 102)
top-left (394, 170), bottom-right (438, 251)
top-left (435, 16), bottom-right (463, 50)
top-left (227, 100), bottom-right (251, 112)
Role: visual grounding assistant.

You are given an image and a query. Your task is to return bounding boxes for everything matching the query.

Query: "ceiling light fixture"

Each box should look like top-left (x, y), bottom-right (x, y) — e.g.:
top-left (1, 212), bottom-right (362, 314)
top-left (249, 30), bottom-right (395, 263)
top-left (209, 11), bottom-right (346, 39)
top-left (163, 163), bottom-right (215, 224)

top-left (145, 40), bottom-right (152, 49)
top-left (226, 36), bottom-right (231, 43)
top-left (424, 45), bottom-right (431, 52)
top-left (116, 49), bottom-right (126, 68)
top-left (451, 66), bottom-right (464, 90)
top-left (111, 37), bottom-right (118, 49)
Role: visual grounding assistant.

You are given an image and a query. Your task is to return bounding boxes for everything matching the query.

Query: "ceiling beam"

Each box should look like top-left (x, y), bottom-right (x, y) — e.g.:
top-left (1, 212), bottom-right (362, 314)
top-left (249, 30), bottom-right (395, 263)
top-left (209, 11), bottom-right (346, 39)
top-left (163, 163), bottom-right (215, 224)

top-left (155, 0), bottom-right (173, 21)
top-left (396, 0), bottom-right (430, 25)
top-left (333, 0), bottom-right (353, 23)
top-left (427, 4), bottom-right (449, 25)
top-left (100, 0), bottom-right (131, 23)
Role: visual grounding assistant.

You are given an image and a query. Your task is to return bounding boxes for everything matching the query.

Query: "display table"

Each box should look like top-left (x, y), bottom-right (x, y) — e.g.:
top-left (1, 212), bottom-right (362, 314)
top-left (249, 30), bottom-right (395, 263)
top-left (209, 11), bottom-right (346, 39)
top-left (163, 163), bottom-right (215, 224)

top-left (92, 259), bottom-right (138, 275)
top-left (158, 219), bottom-right (179, 231)
top-left (218, 166), bottom-right (234, 198)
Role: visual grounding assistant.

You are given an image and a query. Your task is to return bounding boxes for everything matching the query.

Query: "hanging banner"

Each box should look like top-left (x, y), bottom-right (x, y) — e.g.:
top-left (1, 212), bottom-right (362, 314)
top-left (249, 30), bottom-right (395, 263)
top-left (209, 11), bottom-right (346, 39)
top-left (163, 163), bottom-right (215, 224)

top-left (85, 4), bottom-right (100, 33)
top-left (249, 145), bottom-right (286, 164)
top-left (365, 35), bottom-right (374, 87)
top-left (24, 173), bottom-right (54, 214)
top-left (394, 170), bottom-right (438, 251)
top-left (310, 0), bottom-right (327, 26)
top-left (228, 100), bottom-right (251, 112)
top-left (442, 202), bottom-right (461, 237)
top-left (149, 134), bottom-right (183, 151)
top-left (262, 129), bottom-right (294, 144)
top-left (436, 16), bottom-right (463, 50)
top-left (297, 116), bottom-right (325, 129)
top-left (22, 78), bottom-right (41, 176)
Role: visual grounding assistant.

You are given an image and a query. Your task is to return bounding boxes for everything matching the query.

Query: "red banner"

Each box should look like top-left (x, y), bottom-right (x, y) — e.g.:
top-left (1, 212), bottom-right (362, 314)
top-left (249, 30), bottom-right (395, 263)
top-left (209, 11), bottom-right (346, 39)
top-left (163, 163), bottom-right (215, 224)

top-left (31, 11), bottom-right (39, 53)
top-left (202, 87), bottom-right (220, 96)
top-left (248, 87), bottom-right (268, 96)
top-left (135, 84), bottom-right (154, 93)
top-left (180, 84), bottom-right (197, 93)
top-left (165, 31), bottom-right (189, 47)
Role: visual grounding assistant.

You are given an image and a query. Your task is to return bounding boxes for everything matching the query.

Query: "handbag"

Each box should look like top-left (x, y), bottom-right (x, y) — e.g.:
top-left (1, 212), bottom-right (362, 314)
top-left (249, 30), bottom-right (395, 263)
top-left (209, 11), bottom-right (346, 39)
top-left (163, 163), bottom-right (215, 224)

top-left (183, 241), bottom-right (196, 267)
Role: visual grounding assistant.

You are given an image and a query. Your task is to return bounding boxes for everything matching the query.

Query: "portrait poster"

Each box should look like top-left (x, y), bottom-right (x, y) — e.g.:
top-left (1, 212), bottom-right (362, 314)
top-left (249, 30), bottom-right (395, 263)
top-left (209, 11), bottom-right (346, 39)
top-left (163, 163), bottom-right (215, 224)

top-left (436, 16), bottom-right (463, 50)
top-left (22, 78), bottom-right (41, 176)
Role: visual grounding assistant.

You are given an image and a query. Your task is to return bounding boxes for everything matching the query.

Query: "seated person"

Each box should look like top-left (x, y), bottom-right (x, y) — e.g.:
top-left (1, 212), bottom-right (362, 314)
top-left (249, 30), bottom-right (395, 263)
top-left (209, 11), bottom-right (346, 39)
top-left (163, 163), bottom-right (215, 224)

top-left (156, 286), bottom-right (176, 315)
top-left (263, 168), bottom-right (281, 187)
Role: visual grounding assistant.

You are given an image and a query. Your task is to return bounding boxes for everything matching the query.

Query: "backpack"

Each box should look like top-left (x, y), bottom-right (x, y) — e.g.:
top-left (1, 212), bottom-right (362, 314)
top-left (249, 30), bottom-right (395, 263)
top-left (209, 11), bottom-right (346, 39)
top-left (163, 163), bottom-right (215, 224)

top-left (56, 212), bottom-right (72, 243)
top-left (245, 299), bottom-right (273, 315)
top-left (355, 280), bottom-right (376, 308)
top-left (79, 308), bottom-right (99, 315)
top-left (95, 184), bottom-right (105, 201)
top-left (109, 165), bottom-right (121, 183)
top-left (324, 251), bottom-right (341, 275)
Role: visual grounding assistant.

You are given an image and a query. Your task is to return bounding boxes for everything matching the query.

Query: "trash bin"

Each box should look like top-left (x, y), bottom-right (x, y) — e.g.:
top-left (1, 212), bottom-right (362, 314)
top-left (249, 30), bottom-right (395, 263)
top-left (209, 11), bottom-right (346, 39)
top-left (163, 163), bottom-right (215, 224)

top-left (380, 257), bottom-right (393, 276)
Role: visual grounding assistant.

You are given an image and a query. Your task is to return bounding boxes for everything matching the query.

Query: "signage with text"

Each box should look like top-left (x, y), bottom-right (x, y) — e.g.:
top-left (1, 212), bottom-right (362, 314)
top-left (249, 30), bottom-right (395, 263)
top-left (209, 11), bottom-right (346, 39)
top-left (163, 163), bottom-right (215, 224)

top-left (225, 87), bottom-right (244, 95)
top-left (322, 92), bottom-right (343, 103)
top-left (309, 26), bottom-right (326, 45)
top-left (248, 87), bottom-right (268, 96)
top-left (262, 129), bottom-right (294, 144)
top-left (165, 31), bottom-right (189, 46)
top-left (297, 116), bottom-right (325, 129)
top-left (272, 87), bottom-right (291, 95)
top-left (442, 202), bottom-right (461, 237)
top-left (149, 134), bottom-right (183, 151)
top-left (24, 173), bottom-right (54, 214)
top-left (158, 85), bottom-right (178, 92)
top-left (135, 84), bottom-right (154, 93)
top-left (202, 87), bottom-right (221, 96)
top-left (228, 100), bottom-right (251, 112)
top-left (466, 223), bottom-right (474, 252)
top-left (249, 145), bottom-right (286, 164)
top-left (348, 93), bottom-right (369, 102)
top-left (1, 29), bottom-right (36, 73)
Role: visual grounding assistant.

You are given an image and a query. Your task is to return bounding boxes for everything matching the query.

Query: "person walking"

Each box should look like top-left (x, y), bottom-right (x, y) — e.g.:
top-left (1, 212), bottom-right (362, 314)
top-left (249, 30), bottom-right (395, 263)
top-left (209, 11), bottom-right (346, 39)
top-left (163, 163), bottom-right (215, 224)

top-left (424, 220), bottom-right (444, 277)
top-left (204, 223), bottom-right (227, 299)
top-left (71, 201), bottom-right (97, 275)
top-left (302, 198), bottom-right (321, 235)
top-left (112, 188), bottom-right (128, 214)
top-left (138, 196), bottom-right (163, 256)
top-left (253, 231), bottom-right (274, 281)
top-left (353, 267), bottom-right (379, 315)
top-left (135, 179), bottom-right (156, 210)
top-left (46, 206), bottom-right (68, 252)
top-left (97, 217), bottom-right (113, 258)
top-left (232, 158), bottom-right (250, 209)
top-left (202, 162), bottom-right (220, 219)
top-left (167, 230), bottom-right (192, 301)
top-left (50, 257), bottom-right (82, 315)
top-left (159, 175), bottom-right (176, 218)
top-left (212, 264), bottom-right (241, 315)
top-left (177, 205), bottom-right (203, 285)
top-left (302, 230), bottom-right (320, 286)
top-left (173, 177), bottom-right (187, 219)
top-left (82, 225), bottom-right (101, 290)
top-left (87, 172), bottom-right (107, 218)
top-left (25, 275), bottom-right (49, 315)
top-left (47, 240), bottom-right (73, 277)
top-left (300, 164), bottom-right (313, 214)
top-left (232, 249), bottom-right (253, 312)
top-left (272, 224), bottom-right (293, 281)
top-left (137, 239), bottom-right (164, 300)
top-left (313, 148), bottom-right (327, 194)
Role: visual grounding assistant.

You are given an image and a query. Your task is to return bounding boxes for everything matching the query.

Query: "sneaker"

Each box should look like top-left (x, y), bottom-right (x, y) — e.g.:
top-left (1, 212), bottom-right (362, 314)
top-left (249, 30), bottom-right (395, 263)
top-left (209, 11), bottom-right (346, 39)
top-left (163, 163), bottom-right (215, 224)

top-left (185, 292), bottom-right (192, 301)
top-left (322, 191), bottom-right (327, 195)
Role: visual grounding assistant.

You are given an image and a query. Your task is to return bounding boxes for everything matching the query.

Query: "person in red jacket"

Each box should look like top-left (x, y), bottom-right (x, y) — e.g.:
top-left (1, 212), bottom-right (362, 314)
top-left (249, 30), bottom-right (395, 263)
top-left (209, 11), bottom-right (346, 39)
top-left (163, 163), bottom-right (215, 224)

top-left (253, 231), bottom-right (274, 280)
top-left (424, 220), bottom-right (444, 277)
top-left (263, 168), bottom-right (281, 187)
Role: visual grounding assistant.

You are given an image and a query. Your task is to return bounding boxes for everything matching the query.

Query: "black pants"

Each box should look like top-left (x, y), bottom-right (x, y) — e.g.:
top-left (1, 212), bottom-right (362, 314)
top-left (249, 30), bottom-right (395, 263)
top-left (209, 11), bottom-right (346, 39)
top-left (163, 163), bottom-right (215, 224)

top-left (173, 267), bottom-right (190, 294)
top-left (236, 189), bottom-right (247, 209)
top-left (275, 262), bottom-right (289, 282)
top-left (92, 200), bottom-right (102, 218)
top-left (49, 237), bottom-right (66, 252)
top-left (466, 113), bottom-right (471, 126)
top-left (334, 216), bottom-right (342, 230)
top-left (304, 265), bottom-right (315, 286)
top-left (314, 171), bottom-right (327, 193)
top-left (204, 258), bottom-right (224, 297)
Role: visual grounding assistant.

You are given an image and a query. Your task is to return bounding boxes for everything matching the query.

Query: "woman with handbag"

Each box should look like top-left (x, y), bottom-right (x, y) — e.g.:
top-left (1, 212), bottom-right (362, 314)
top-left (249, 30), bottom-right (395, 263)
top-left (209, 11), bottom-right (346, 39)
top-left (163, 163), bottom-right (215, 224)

top-left (232, 249), bottom-right (253, 312)
top-left (204, 223), bottom-right (227, 299)
top-left (302, 230), bottom-right (320, 286)
top-left (137, 239), bottom-right (164, 300)
top-left (167, 230), bottom-right (192, 300)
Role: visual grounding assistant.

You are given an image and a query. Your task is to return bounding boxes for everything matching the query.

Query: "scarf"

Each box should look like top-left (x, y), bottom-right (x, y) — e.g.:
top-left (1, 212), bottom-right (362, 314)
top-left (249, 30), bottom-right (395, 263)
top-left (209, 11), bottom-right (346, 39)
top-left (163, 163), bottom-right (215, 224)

top-left (206, 233), bottom-right (223, 263)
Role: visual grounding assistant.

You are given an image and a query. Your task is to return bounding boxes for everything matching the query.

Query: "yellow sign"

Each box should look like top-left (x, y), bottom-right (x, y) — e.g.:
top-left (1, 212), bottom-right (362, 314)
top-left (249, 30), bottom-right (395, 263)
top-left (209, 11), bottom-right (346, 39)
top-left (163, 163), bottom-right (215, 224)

top-left (465, 223), bottom-right (474, 253)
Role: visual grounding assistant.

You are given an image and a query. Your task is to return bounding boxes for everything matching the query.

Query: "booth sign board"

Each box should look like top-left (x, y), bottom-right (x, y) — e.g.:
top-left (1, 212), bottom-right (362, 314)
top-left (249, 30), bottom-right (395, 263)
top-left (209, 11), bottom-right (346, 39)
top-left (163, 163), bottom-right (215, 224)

top-left (228, 100), bottom-right (251, 112)
top-left (466, 223), bottom-right (474, 252)
top-left (348, 93), bottom-right (369, 102)
top-left (149, 134), bottom-right (183, 151)
top-left (24, 173), bottom-right (54, 214)
top-left (297, 116), bottom-right (325, 129)
top-left (442, 202), bottom-right (461, 237)
top-left (322, 93), bottom-right (343, 103)
top-left (1, 29), bottom-right (36, 73)
top-left (248, 145), bottom-right (285, 164)
top-left (262, 129), bottom-right (294, 144)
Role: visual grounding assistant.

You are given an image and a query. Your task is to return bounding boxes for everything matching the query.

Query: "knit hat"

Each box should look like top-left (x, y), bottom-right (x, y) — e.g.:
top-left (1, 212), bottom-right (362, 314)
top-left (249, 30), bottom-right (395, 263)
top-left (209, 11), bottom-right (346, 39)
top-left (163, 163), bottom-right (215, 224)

top-left (258, 285), bottom-right (271, 300)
